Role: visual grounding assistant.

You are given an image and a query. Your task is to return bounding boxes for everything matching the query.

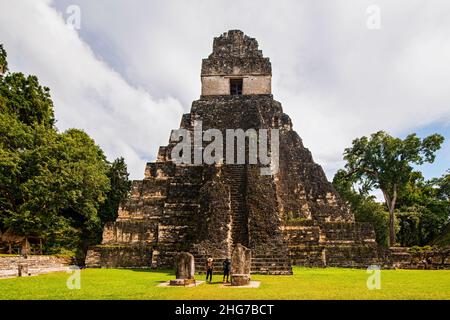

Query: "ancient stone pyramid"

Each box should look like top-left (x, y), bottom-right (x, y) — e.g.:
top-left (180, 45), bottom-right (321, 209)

top-left (86, 30), bottom-right (379, 273)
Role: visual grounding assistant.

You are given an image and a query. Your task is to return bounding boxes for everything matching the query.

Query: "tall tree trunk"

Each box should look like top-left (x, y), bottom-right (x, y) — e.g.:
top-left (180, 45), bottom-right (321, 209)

top-left (382, 186), bottom-right (397, 247)
top-left (388, 206), bottom-right (395, 247)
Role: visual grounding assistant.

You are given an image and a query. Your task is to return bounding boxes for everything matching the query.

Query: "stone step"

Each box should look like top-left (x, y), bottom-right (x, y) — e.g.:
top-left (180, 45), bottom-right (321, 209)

top-left (251, 259), bottom-right (290, 264)
top-left (252, 256), bottom-right (291, 260)
top-left (251, 260), bottom-right (291, 264)
top-left (252, 264), bottom-right (291, 268)
top-left (251, 270), bottom-right (293, 275)
top-left (251, 265), bottom-right (290, 271)
top-left (193, 254), bottom-right (293, 275)
top-left (251, 265), bottom-right (291, 269)
top-left (252, 253), bottom-right (290, 257)
top-left (223, 165), bottom-right (248, 247)
top-left (252, 255), bottom-right (291, 260)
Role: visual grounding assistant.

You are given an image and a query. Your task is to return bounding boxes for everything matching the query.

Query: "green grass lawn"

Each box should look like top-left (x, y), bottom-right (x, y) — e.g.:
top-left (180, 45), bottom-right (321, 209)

top-left (0, 267), bottom-right (449, 300)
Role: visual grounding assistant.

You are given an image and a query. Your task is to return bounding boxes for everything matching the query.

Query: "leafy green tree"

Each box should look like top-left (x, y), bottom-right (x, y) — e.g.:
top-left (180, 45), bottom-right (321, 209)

top-left (0, 70), bottom-right (56, 240)
top-left (50, 129), bottom-right (110, 256)
top-left (0, 72), bottom-right (55, 128)
top-left (432, 170), bottom-right (450, 245)
top-left (433, 170), bottom-right (450, 201)
top-left (394, 171), bottom-right (449, 246)
top-left (433, 223), bottom-right (450, 246)
top-left (342, 131), bottom-right (444, 246)
top-left (333, 169), bottom-right (389, 246)
top-left (89, 157), bottom-right (132, 245)
top-left (0, 44), bottom-right (123, 259)
top-left (0, 44), bottom-right (7, 74)
top-left (1, 115), bottom-right (110, 254)
top-left (395, 171), bottom-right (434, 208)
top-left (98, 157), bottom-right (131, 224)
top-left (396, 208), bottom-right (421, 246)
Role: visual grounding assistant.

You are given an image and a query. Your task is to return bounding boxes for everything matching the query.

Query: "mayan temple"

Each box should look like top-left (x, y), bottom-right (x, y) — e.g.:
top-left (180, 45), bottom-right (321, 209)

top-left (86, 30), bottom-right (379, 274)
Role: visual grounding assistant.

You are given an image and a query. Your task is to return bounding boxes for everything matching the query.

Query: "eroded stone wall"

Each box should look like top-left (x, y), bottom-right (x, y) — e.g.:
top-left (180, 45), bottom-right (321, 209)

top-left (201, 30), bottom-right (272, 96)
top-left (284, 221), bottom-right (379, 267)
top-left (201, 75), bottom-right (271, 96)
top-left (0, 255), bottom-right (71, 278)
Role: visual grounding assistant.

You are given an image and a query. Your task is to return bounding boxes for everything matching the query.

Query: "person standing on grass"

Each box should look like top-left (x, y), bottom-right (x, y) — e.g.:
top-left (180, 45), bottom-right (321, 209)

top-left (222, 257), bottom-right (231, 283)
top-left (205, 257), bottom-right (214, 283)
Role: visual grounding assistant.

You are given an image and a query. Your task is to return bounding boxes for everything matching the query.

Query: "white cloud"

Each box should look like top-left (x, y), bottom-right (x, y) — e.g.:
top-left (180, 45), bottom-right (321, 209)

top-left (0, 0), bottom-right (184, 179)
top-left (2, 0), bottom-right (450, 181)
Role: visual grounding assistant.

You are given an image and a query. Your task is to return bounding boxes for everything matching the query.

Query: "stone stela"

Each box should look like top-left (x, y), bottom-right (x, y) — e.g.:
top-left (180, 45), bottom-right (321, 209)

top-left (231, 244), bottom-right (252, 286)
top-left (86, 30), bottom-right (379, 274)
top-left (170, 252), bottom-right (196, 286)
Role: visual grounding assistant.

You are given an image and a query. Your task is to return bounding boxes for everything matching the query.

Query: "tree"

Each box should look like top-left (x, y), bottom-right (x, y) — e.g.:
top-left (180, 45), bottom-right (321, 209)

top-left (0, 70), bottom-right (57, 240)
top-left (0, 112), bottom-right (111, 254)
top-left (0, 44), bottom-right (119, 259)
top-left (97, 157), bottom-right (131, 241)
top-left (342, 131), bottom-right (444, 246)
top-left (395, 171), bottom-right (449, 246)
top-left (0, 72), bottom-right (55, 128)
top-left (0, 44), bottom-right (7, 74)
top-left (433, 170), bottom-right (450, 202)
top-left (333, 169), bottom-right (389, 247)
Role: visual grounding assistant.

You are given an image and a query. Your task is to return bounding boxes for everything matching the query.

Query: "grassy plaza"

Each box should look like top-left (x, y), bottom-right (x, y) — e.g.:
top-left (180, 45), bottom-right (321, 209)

top-left (1, 267), bottom-right (449, 300)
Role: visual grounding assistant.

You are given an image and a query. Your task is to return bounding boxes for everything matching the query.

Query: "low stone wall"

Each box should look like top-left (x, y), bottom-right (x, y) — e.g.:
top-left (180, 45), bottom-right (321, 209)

top-left (380, 247), bottom-right (450, 269)
top-left (85, 245), bottom-right (153, 268)
top-left (0, 255), bottom-right (72, 278)
top-left (285, 221), bottom-right (450, 269)
top-left (284, 221), bottom-right (379, 268)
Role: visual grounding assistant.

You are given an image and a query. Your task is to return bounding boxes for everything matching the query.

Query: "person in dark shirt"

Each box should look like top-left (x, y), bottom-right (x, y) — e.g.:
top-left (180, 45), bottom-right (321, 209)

top-left (223, 258), bottom-right (231, 283)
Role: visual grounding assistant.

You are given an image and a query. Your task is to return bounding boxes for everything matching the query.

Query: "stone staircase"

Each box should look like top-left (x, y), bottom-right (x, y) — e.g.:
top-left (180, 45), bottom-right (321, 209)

top-left (222, 164), bottom-right (249, 248)
top-left (193, 253), bottom-right (292, 275)
top-left (192, 255), bottom-right (226, 275)
top-left (251, 244), bottom-right (293, 275)
top-left (284, 220), bottom-right (380, 268)
top-left (191, 164), bottom-right (293, 275)
top-left (382, 247), bottom-right (412, 269)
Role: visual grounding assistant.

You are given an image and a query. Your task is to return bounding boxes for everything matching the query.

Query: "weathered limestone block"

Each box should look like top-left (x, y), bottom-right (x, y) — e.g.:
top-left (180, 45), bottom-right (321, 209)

top-left (18, 263), bottom-right (29, 277)
top-left (194, 176), bottom-right (232, 259)
top-left (85, 245), bottom-right (152, 268)
top-left (175, 252), bottom-right (195, 279)
top-left (201, 30), bottom-right (271, 76)
top-left (247, 165), bottom-right (284, 247)
top-left (231, 244), bottom-right (251, 285)
top-left (170, 252), bottom-right (196, 286)
top-left (231, 274), bottom-right (251, 286)
top-left (101, 221), bottom-right (157, 244)
top-left (284, 220), bottom-right (379, 268)
top-left (0, 255), bottom-right (71, 278)
top-left (169, 279), bottom-right (196, 286)
top-left (84, 249), bottom-right (101, 268)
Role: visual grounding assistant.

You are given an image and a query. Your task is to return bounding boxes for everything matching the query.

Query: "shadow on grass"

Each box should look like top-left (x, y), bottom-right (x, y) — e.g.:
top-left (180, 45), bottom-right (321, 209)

top-left (126, 268), bottom-right (174, 277)
top-left (202, 280), bottom-right (230, 285)
top-left (156, 280), bottom-right (169, 284)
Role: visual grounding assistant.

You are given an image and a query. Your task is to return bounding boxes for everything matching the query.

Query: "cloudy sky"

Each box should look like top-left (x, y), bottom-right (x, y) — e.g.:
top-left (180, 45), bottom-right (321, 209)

top-left (1, 0), bottom-right (449, 183)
